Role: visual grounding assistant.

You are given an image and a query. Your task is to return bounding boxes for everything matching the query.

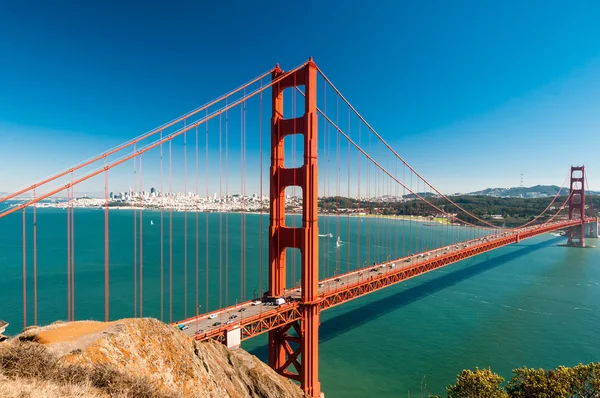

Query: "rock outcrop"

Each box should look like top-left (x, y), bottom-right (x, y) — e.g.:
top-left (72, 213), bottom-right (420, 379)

top-left (0, 318), bottom-right (305, 398)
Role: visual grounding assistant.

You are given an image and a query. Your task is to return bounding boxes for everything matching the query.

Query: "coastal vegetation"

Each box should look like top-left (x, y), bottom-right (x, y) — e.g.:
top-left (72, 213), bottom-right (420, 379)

top-left (440, 364), bottom-right (600, 398)
top-left (320, 195), bottom-right (600, 227)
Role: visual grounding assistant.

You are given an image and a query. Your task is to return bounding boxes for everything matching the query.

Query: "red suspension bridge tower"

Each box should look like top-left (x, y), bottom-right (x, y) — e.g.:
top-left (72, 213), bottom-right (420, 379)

top-left (268, 58), bottom-right (321, 396)
top-left (567, 165), bottom-right (586, 247)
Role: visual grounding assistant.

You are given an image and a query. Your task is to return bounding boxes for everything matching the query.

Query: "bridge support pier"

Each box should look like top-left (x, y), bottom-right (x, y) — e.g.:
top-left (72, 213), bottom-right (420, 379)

top-left (268, 58), bottom-right (322, 397)
top-left (566, 166), bottom-right (587, 247)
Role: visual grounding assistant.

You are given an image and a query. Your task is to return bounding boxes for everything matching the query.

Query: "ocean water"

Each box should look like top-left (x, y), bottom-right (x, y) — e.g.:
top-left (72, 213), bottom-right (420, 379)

top-left (1, 204), bottom-right (599, 397)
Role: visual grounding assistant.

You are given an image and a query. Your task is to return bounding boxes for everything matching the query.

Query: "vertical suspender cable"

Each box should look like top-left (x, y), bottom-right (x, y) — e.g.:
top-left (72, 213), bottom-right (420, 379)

top-left (169, 139), bottom-right (173, 323)
top-left (240, 100), bottom-right (245, 300)
top-left (374, 158), bottom-right (378, 261)
top-left (205, 109), bottom-right (209, 311)
top-left (33, 189), bottom-right (37, 325)
top-left (387, 162), bottom-right (391, 259)
top-left (259, 81), bottom-right (263, 298)
top-left (409, 172), bottom-right (413, 257)
top-left (416, 178), bottom-right (420, 254)
top-left (402, 164), bottom-right (405, 258)
top-left (196, 125), bottom-right (199, 317)
top-left (104, 160), bottom-right (109, 322)
top-left (367, 133), bottom-right (370, 265)
top-left (71, 176), bottom-right (75, 320)
top-left (133, 146), bottom-right (137, 317)
top-left (219, 114), bottom-right (223, 308)
top-left (243, 91), bottom-right (247, 299)
top-left (160, 130), bottom-right (164, 322)
top-left (323, 79), bottom-right (328, 279)
top-left (240, 104), bottom-right (243, 299)
top-left (377, 146), bottom-right (380, 264)
top-left (67, 185), bottom-right (71, 321)
top-left (395, 159), bottom-right (399, 258)
top-left (323, 80), bottom-right (328, 278)
top-left (22, 208), bottom-right (27, 328)
top-left (184, 124), bottom-right (188, 318)
top-left (139, 154), bottom-right (143, 318)
top-left (390, 164), bottom-right (394, 258)
top-left (347, 107), bottom-right (351, 273)
top-left (335, 96), bottom-right (340, 275)
top-left (374, 155), bottom-right (377, 261)
top-left (219, 116), bottom-right (223, 308)
top-left (225, 100), bottom-right (229, 306)
top-left (357, 123), bottom-right (361, 270)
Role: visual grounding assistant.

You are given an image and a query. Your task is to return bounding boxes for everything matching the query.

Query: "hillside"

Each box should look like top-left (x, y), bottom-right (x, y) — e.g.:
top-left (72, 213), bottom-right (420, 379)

top-left (0, 318), bottom-right (305, 398)
top-left (467, 185), bottom-right (600, 198)
top-left (467, 185), bottom-right (561, 198)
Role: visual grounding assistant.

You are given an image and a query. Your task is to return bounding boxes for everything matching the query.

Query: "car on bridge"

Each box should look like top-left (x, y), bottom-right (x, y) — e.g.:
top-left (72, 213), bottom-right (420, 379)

top-left (208, 314), bottom-right (218, 319)
top-left (263, 297), bottom-right (286, 306)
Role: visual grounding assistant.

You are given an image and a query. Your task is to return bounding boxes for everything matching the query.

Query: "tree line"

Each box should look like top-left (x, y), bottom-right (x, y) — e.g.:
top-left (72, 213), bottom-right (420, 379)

top-left (318, 195), bottom-right (600, 227)
top-left (439, 363), bottom-right (600, 398)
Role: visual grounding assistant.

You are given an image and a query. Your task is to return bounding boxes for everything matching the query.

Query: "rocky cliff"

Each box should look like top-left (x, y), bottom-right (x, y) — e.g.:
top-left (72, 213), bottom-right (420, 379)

top-left (0, 318), bottom-right (305, 398)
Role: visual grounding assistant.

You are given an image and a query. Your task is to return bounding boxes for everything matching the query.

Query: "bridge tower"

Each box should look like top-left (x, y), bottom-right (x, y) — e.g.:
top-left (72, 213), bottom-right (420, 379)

top-left (567, 166), bottom-right (586, 247)
top-left (268, 58), bottom-right (321, 397)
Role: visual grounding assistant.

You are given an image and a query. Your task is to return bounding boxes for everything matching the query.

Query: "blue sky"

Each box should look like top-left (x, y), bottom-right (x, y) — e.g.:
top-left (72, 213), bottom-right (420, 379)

top-left (1, 0), bottom-right (600, 196)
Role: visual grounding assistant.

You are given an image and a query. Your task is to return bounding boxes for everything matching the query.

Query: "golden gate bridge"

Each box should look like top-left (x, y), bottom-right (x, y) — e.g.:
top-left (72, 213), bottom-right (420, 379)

top-left (1, 57), bottom-right (598, 397)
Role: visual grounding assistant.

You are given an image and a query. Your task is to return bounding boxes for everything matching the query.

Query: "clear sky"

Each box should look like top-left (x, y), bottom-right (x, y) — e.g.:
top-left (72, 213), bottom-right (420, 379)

top-left (1, 0), bottom-right (600, 196)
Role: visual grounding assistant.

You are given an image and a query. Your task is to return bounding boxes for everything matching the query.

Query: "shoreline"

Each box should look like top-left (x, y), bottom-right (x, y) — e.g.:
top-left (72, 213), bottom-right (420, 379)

top-left (28, 204), bottom-right (452, 224)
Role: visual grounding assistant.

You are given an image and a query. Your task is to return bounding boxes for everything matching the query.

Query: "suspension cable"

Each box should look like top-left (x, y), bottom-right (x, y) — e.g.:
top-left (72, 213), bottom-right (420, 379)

top-left (1, 63), bottom-right (308, 219)
top-left (315, 67), bottom-right (562, 231)
top-left (0, 69), bottom-right (274, 204)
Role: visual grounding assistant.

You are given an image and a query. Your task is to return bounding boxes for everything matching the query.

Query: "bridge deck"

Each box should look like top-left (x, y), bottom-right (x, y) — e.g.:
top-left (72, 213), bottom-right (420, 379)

top-left (176, 219), bottom-right (585, 342)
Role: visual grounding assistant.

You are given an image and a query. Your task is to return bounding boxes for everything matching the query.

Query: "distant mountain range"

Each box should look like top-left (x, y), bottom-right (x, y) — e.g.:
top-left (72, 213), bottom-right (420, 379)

top-left (465, 185), bottom-right (600, 198)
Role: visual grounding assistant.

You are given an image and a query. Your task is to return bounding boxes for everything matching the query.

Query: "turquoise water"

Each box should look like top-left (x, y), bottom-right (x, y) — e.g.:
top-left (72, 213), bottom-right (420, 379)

top-left (1, 204), bottom-right (599, 396)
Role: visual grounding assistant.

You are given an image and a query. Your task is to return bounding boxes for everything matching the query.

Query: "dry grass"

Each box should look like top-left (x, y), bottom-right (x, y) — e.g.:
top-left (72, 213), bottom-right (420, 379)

top-left (0, 341), bottom-right (178, 398)
top-left (0, 373), bottom-right (106, 398)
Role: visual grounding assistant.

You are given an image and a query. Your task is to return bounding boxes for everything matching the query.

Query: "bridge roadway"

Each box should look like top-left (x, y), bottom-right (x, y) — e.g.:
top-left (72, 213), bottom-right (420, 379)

top-left (175, 219), bottom-right (587, 342)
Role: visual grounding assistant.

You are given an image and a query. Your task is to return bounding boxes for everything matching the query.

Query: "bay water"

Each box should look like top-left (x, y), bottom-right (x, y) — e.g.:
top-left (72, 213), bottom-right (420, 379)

top-left (0, 203), bottom-right (598, 396)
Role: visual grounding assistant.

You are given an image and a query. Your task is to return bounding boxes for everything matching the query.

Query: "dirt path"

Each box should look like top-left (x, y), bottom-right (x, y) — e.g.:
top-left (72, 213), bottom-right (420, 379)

top-left (37, 321), bottom-right (115, 345)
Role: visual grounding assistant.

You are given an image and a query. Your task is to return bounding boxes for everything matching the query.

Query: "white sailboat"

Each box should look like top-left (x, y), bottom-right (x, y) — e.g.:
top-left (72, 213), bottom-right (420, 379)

top-left (150, 220), bottom-right (154, 226)
top-left (336, 236), bottom-right (341, 247)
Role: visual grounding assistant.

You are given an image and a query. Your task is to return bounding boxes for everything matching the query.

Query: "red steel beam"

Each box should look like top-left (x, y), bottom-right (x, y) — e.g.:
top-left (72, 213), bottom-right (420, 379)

top-left (190, 219), bottom-right (585, 343)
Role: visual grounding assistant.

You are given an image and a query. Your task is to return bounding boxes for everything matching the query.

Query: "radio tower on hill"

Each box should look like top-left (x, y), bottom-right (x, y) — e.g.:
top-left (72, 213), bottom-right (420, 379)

top-left (520, 173), bottom-right (524, 187)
